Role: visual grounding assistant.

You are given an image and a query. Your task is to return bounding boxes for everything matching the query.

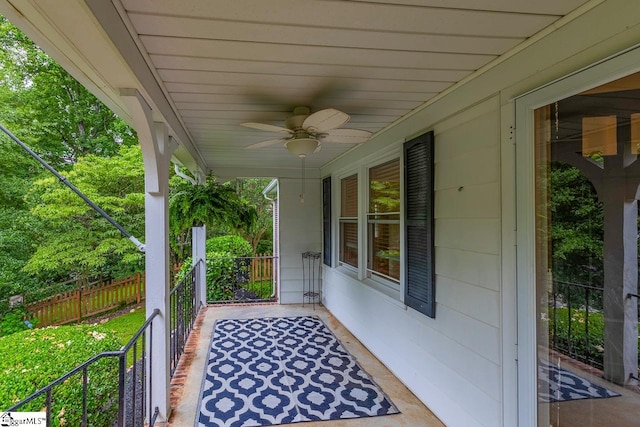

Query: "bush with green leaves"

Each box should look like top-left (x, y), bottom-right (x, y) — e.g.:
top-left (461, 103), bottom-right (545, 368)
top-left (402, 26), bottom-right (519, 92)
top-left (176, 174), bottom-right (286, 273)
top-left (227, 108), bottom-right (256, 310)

top-left (0, 305), bottom-right (36, 337)
top-left (255, 239), bottom-right (273, 255)
top-left (0, 324), bottom-right (121, 426)
top-left (205, 235), bottom-right (252, 256)
top-left (548, 307), bottom-right (640, 369)
top-left (178, 235), bottom-right (252, 302)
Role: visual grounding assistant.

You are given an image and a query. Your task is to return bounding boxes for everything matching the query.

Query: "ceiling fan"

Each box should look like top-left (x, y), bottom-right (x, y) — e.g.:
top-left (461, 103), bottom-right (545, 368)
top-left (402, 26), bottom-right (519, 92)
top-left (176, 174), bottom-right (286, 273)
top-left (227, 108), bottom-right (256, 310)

top-left (241, 106), bottom-right (372, 157)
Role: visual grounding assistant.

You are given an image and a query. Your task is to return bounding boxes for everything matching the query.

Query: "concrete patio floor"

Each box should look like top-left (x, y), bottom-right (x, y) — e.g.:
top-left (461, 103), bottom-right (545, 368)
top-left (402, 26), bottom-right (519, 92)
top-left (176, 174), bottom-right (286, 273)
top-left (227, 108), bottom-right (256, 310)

top-left (168, 303), bottom-right (445, 427)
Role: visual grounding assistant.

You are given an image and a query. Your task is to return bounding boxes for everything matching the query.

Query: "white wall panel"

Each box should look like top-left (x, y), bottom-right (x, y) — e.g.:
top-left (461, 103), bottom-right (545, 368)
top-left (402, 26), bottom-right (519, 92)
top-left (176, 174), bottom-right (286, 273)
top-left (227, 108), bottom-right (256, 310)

top-left (436, 276), bottom-right (500, 327)
top-left (277, 177), bottom-right (322, 304)
top-left (435, 147), bottom-right (499, 190)
top-left (435, 218), bottom-right (501, 254)
top-left (436, 183), bottom-right (500, 219)
top-left (436, 247), bottom-right (500, 291)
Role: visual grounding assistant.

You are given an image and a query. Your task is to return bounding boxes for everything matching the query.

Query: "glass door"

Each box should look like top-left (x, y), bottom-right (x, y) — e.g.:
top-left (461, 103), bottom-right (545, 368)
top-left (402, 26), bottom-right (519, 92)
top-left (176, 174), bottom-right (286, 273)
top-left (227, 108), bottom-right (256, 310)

top-left (532, 72), bottom-right (640, 426)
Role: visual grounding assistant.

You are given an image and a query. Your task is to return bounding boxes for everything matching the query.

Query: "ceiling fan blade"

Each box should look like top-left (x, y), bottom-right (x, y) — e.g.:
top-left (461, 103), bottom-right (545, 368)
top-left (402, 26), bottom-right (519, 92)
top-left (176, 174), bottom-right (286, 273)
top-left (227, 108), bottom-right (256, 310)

top-left (241, 122), bottom-right (293, 134)
top-left (245, 138), bottom-right (288, 149)
top-left (323, 128), bottom-right (372, 144)
top-left (303, 109), bottom-right (350, 132)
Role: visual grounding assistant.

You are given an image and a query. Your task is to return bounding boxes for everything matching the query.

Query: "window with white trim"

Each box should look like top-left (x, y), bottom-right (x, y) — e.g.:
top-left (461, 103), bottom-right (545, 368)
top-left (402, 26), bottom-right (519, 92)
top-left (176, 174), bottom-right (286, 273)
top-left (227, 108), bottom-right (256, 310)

top-left (339, 174), bottom-right (358, 268)
top-left (367, 159), bottom-right (400, 284)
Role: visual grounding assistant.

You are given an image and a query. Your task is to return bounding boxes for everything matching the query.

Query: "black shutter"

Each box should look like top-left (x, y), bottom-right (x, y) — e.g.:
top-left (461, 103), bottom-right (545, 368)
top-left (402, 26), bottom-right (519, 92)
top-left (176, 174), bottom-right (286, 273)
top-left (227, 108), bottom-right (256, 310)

top-left (404, 131), bottom-right (435, 318)
top-left (322, 176), bottom-right (332, 266)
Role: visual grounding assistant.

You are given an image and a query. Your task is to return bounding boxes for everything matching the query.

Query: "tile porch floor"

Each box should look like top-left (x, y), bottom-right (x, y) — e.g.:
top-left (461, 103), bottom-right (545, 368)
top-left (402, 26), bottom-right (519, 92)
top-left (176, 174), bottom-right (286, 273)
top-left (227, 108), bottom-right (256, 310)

top-left (168, 304), bottom-right (445, 427)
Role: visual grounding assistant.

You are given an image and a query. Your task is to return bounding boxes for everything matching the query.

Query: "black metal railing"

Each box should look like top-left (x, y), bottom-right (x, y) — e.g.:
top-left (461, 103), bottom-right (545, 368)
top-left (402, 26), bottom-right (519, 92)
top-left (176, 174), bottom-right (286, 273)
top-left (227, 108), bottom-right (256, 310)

top-left (169, 261), bottom-right (200, 377)
top-left (550, 279), bottom-right (604, 369)
top-left (207, 256), bottom-right (277, 304)
top-left (5, 309), bottom-right (161, 427)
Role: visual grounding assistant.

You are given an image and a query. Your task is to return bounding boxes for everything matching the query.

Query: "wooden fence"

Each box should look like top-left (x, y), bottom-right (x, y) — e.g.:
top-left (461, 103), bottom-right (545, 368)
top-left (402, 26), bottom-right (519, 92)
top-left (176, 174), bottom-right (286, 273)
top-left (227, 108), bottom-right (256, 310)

top-left (26, 273), bottom-right (145, 327)
top-left (251, 255), bottom-right (274, 281)
top-left (21, 257), bottom-right (273, 327)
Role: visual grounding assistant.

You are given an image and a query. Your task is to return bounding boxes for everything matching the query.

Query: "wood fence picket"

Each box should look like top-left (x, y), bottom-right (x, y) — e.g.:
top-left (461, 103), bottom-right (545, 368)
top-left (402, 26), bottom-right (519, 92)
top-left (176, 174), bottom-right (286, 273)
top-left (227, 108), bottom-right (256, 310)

top-left (251, 255), bottom-right (273, 281)
top-left (26, 272), bottom-right (145, 327)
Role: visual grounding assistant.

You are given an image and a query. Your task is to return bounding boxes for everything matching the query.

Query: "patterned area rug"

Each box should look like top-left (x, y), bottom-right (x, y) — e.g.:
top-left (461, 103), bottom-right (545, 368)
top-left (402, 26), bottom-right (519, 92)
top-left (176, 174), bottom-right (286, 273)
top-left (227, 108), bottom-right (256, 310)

top-left (538, 359), bottom-right (621, 403)
top-left (196, 316), bottom-right (399, 427)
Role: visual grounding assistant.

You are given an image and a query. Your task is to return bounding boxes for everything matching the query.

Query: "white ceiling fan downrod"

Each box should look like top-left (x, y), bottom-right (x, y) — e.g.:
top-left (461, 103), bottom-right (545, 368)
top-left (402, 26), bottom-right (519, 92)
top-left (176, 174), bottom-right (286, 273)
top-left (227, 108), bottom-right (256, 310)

top-left (300, 156), bottom-right (305, 204)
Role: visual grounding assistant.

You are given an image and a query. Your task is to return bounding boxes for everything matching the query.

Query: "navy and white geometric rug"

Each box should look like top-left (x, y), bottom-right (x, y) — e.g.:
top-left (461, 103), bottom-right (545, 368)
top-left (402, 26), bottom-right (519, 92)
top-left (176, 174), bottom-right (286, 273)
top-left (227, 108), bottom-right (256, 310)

top-left (538, 359), bottom-right (621, 403)
top-left (196, 316), bottom-right (400, 427)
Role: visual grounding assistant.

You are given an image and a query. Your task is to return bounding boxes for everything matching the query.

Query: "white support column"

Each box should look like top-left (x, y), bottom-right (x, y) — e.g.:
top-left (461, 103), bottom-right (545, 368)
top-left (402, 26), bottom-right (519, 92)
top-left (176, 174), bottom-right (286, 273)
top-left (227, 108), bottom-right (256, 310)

top-left (192, 225), bottom-right (207, 306)
top-left (121, 89), bottom-right (178, 423)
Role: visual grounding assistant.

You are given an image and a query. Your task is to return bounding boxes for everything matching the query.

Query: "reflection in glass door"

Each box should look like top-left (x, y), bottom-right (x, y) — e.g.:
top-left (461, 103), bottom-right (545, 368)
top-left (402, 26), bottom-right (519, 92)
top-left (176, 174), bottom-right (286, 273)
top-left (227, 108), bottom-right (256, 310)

top-left (534, 72), bottom-right (640, 426)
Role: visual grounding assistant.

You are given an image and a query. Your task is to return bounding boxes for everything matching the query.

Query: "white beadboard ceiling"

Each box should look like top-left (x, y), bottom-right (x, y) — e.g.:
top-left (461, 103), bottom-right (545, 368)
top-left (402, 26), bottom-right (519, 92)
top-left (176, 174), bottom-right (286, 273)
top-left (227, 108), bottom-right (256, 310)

top-left (23, 0), bottom-right (596, 174)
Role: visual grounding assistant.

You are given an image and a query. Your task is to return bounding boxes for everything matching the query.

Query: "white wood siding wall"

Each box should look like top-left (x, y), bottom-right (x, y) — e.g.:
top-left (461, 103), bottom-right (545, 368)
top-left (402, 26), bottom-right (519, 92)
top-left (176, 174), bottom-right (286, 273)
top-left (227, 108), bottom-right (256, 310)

top-left (277, 177), bottom-right (322, 304)
top-left (322, 96), bottom-right (501, 427)
top-left (320, 1), bottom-right (640, 426)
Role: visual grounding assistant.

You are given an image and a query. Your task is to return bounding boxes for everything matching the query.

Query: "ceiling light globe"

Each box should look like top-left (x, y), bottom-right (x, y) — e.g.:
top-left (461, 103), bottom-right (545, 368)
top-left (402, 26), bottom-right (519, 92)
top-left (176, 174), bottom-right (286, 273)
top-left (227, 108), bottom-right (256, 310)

top-left (285, 138), bottom-right (318, 157)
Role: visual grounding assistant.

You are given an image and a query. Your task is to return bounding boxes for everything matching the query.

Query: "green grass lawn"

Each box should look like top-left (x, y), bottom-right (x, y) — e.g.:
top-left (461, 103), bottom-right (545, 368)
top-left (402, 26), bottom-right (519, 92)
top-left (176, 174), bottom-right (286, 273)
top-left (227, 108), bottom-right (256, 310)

top-left (103, 307), bottom-right (146, 346)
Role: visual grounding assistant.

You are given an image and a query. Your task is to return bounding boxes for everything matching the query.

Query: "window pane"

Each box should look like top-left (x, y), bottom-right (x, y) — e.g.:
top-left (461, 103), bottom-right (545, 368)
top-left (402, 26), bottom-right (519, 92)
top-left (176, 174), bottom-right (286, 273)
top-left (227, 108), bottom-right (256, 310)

top-left (369, 159), bottom-right (400, 214)
top-left (341, 174), bottom-right (358, 217)
top-left (340, 221), bottom-right (358, 267)
top-left (368, 159), bottom-right (400, 283)
top-left (368, 222), bottom-right (400, 281)
top-left (340, 174), bottom-right (358, 267)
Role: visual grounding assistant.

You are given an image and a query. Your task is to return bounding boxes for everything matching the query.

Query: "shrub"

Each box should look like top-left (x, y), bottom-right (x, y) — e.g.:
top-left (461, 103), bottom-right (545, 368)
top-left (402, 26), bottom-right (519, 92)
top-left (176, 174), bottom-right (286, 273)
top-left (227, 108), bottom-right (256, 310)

top-left (178, 235), bottom-right (252, 302)
top-left (548, 308), bottom-right (604, 363)
top-left (0, 324), bottom-right (121, 426)
top-left (0, 305), bottom-right (35, 337)
top-left (205, 235), bottom-right (252, 257)
top-left (255, 239), bottom-right (273, 255)
top-left (548, 307), bottom-right (640, 368)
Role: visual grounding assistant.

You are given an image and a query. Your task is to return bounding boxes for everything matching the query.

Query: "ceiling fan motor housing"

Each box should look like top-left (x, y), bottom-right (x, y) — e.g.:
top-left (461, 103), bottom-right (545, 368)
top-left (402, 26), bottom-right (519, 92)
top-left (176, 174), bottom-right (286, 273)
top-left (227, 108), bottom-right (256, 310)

top-left (285, 107), bottom-right (311, 130)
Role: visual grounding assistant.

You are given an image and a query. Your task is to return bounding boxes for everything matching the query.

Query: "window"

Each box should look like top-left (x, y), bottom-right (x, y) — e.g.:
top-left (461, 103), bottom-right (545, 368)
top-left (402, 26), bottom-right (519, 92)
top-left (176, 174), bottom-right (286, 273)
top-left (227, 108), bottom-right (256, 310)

top-left (367, 159), bottom-right (400, 283)
top-left (339, 174), bottom-right (358, 268)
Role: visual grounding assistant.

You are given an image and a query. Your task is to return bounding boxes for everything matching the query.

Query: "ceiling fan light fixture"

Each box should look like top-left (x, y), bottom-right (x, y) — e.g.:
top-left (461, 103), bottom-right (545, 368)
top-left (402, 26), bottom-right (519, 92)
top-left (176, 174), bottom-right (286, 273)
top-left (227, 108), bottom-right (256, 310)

top-left (285, 138), bottom-right (318, 158)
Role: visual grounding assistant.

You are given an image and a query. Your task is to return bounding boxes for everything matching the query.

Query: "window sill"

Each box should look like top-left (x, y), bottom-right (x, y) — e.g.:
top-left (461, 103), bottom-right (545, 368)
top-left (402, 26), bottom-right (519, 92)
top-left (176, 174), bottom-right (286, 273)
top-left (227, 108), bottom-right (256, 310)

top-left (335, 265), bottom-right (358, 281)
top-left (331, 267), bottom-right (406, 310)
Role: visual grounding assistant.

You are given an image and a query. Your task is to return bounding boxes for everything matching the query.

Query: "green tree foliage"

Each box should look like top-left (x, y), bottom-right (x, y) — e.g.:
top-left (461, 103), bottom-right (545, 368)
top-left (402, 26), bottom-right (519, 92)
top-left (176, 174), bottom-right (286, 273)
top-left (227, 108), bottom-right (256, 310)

top-left (550, 162), bottom-right (604, 284)
top-left (0, 14), bottom-right (137, 299)
top-left (230, 178), bottom-right (274, 255)
top-left (23, 145), bottom-right (146, 279)
top-left (0, 16), bottom-right (136, 167)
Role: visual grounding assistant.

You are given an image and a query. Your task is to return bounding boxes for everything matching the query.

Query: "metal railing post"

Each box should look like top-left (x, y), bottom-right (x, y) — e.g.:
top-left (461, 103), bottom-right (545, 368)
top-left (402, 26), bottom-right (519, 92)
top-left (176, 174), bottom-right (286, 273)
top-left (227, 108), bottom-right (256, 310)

top-left (118, 351), bottom-right (127, 427)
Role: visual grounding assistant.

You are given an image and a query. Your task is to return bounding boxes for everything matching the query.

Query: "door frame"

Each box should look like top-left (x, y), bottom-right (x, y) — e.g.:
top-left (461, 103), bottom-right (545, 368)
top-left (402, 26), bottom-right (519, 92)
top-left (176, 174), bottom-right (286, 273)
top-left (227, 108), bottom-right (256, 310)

top-left (514, 45), bottom-right (640, 426)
